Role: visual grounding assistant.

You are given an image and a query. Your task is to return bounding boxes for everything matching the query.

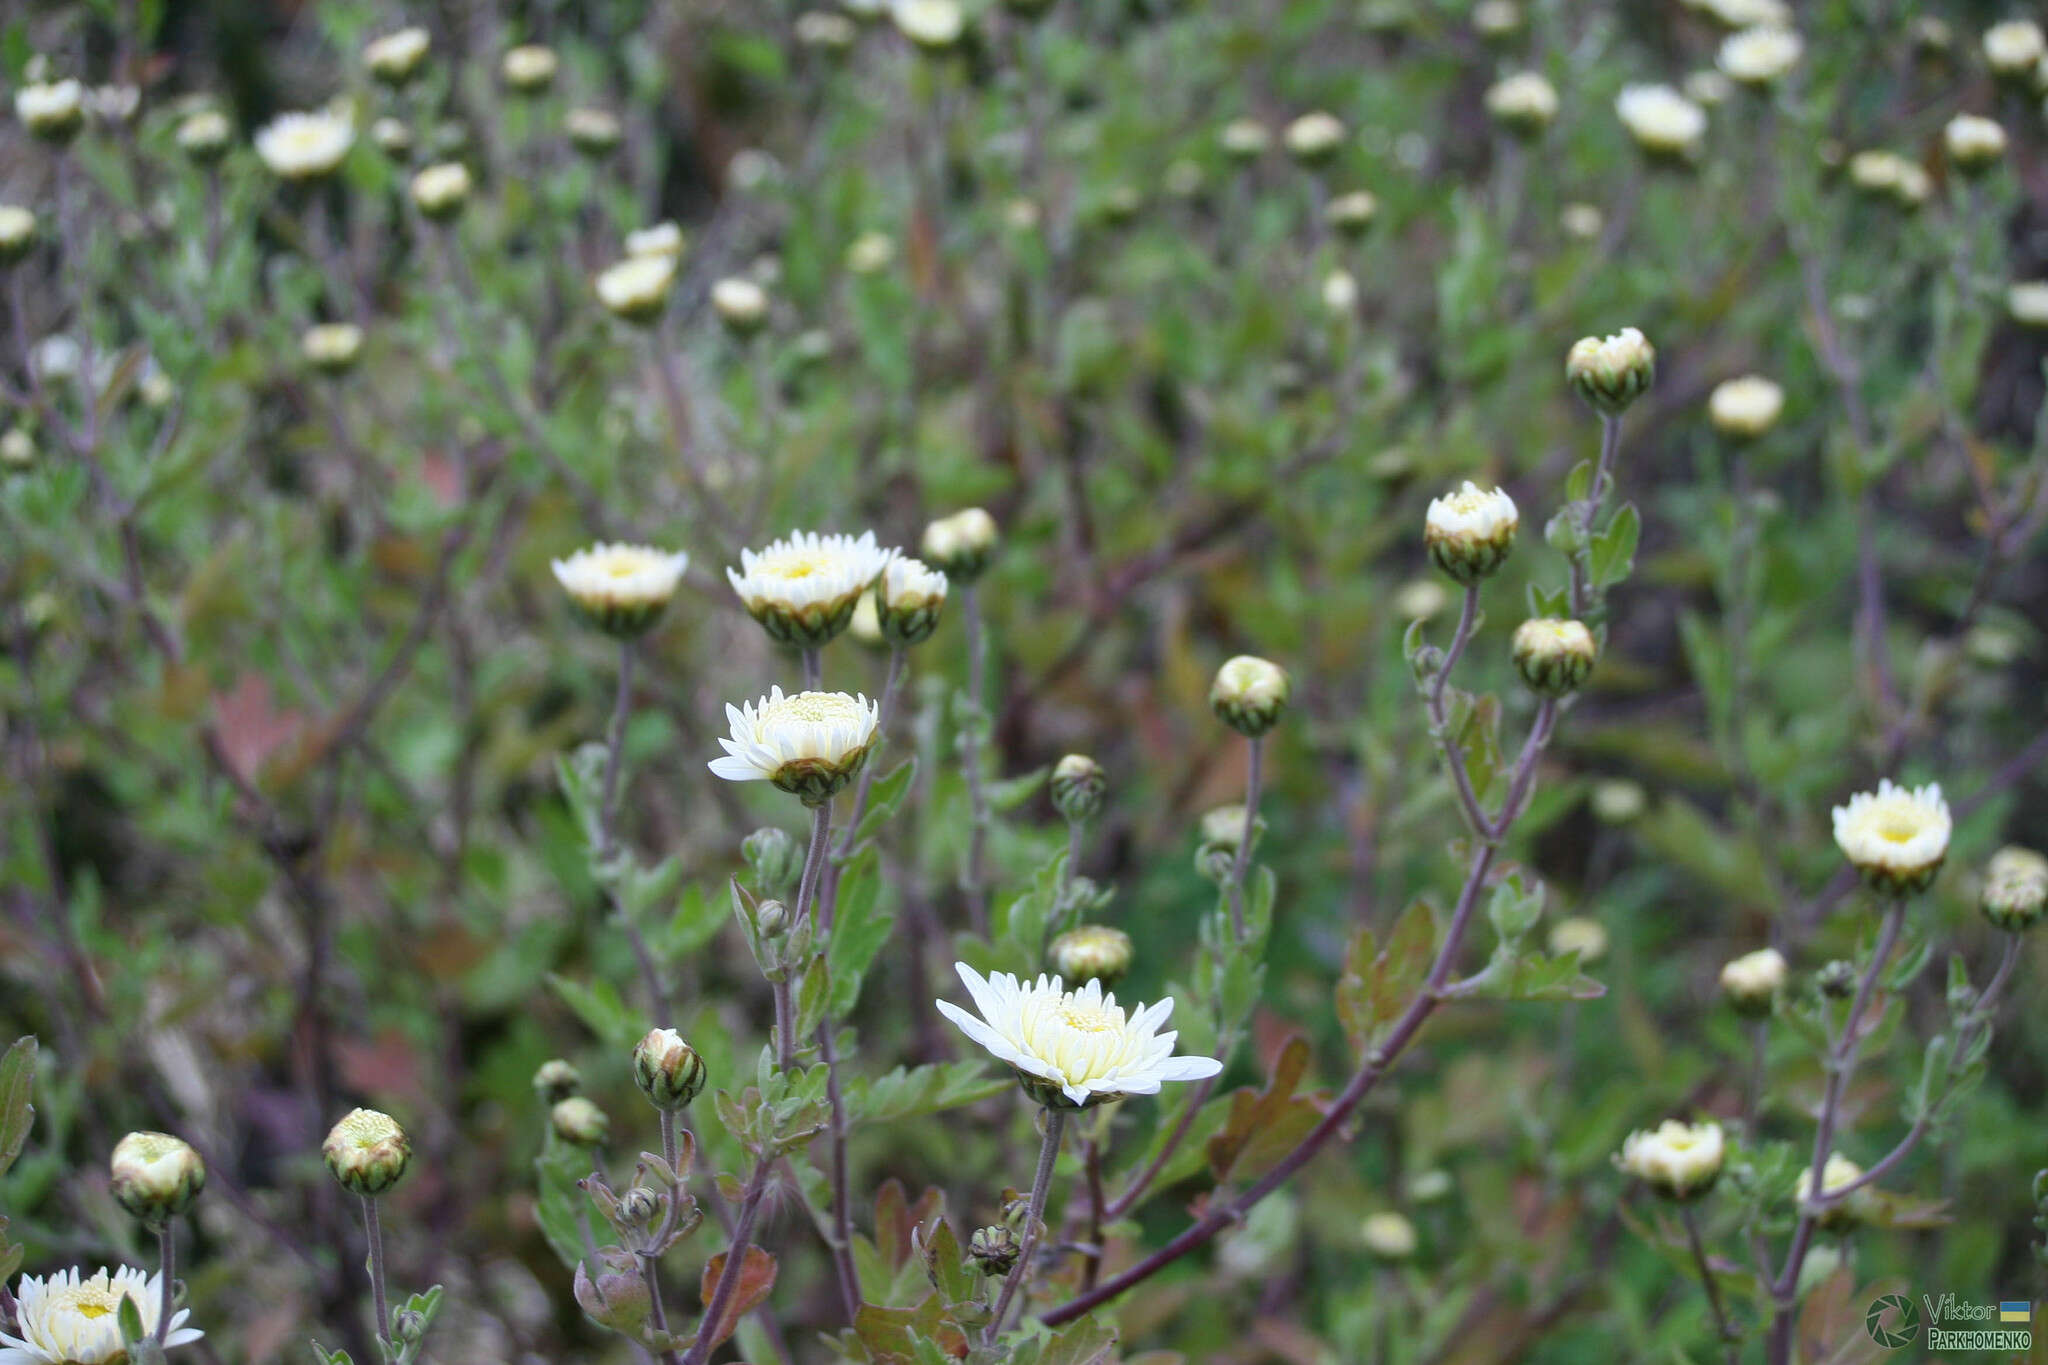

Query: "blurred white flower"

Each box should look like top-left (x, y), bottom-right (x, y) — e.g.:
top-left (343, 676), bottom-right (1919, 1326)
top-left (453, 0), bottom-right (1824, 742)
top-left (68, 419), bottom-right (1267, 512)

top-left (711, 277), bottom-right (771, 332)
top-left (551, 543), bottom-right (690, 637)
top-left (15, 80), bottom-right (85, 140)
top-left (1485, 72), bottom-right (1558, 134)
top-left (893, 0), bottom-right (964, 49)
top-left (1618, 1120), bottom-right (1724, 1199)
top-left (1283, 111), bottom-right (1346, 164)
top-left (365, 27), bottom-right (431, 83)
top-left (1615, 84), bottom-right (1706, 158)
top-left (1984, 19), bottom-right (2047, 77)
top-left (1717, 26), bottom-right (1803, 85)
top-left (502, 44), bottom-right (559, 91)
top-left (255, 110), bottom-right (355, 179)
top-left (595, 255), bottom-right (676, 323)
top-left (727, 529), bottom-right (894, 645)
top-left (1707, 375), bottom-right (1785, 439)
top-left (625, 222), bottom-right (684, 262)
top-left (1944, 114), bottom-right (2007, 172)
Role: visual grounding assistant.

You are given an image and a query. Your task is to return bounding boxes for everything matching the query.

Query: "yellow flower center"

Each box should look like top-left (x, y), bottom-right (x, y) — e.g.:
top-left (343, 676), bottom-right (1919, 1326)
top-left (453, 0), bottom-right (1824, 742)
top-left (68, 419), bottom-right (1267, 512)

top-left (763, 552), bottom-right (829, 580)
top-left (1057, 1001), bottom-right (1121, 1033)
top-left (54, 1286), bottom-right (120, 1319)
top-left (762, 692), bottom-right (863, 726)
top-left (1875, 817), bottom-right (1920, 843)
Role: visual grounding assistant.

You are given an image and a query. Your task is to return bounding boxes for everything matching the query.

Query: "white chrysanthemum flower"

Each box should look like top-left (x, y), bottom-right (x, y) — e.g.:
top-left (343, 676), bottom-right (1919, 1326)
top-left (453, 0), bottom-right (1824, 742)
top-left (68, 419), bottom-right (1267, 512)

top-left (727, 529), bottom-right (895, 646)
top-left (371, 117), bottom-right (413, 156)
top-left (1567, 326), bottom-right (1656, 413)
top-left (502, 44), bottom-right (559, 91)
top-left (709, 687), bottom-right (881, 805)
top-left (1548, 916), bottom-right (1608, 964)
top-left (1560, 202), bottom-right (1603, 240)
top-left (893, 0), bottom-right (965, 49)
top-left (365, 26), bottom-right (431, 83)
top-left (1945, 114), bottom-right (2007, 172)
top-left (302, 322), bottom-right (364, 373)
top-left (595, 255), bottom-right (676, 324)
top-left (1720, 946), bottom-right (1786, 1014)
top-left (255, 110), bottom-right (355, 179)
top-left (1701, 0), bottom-right (1790, 25)
top-left (1, 1266), bottom-right (203, 1364)
top-left (551, 543), bottom-right (690, 638)
top-left (1615, 84), bottom-right (1706, 159)
top-left (1321, 269), bottom-right (1358, 314)
top-left (1485, 72), bottom-right (1558, 134)
top-left (1472, 0), bottom-right (1521, 36)
top-left (1361, 1211), bottom-right (1418, 1259)
top-left (935, 963), bottom-right (1223, 1109)
top-left (1617, 1120), bottom-right (1724, 1200)
top-left (1283, 111), bottom-right (1346, 164)
top-left (1325, 191), bottom-right (1378, 238)
top-left (1717, 27), bottom-right (1803, 84)
top-left (1424, 481), bottom-right (1518, 584)
top-left (845, 231), bottom-right (895, 275)
top-left (2009, 281), bottom-right (2048, 328)
top-left (876, 556), bottom-right (948, 646)
top-left (409, 162), bottom-right (471, 219)
top-left (1832, 779), bottom-right (1950, 894)
top-left (15, 80), bottom-right (85, 140)
top-left (1985, 19), bottom-right (2048, 77)
top-left (1708, 375), bottom-right (1785, 439)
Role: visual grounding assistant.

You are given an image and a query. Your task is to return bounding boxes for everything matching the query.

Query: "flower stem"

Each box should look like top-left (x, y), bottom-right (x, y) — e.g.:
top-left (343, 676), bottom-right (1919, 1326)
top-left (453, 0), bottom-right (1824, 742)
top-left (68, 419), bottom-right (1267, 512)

top-left (961, 585), bottom-right (992, 934)
top-left (833, 647), bottom-right (908, 867)
top-left (598, 638), bottom-right (670, 1024)
top-left (987, 1107), bottom-right (1066, 1343)
top-left (778, 802), bottom-right (833, 1070)
top-left (683, 1155), bottom-right (773, 1365)
top-left (1225, 735), bottom-right (1264, 942)
top-left (361, 1195), bottom-right (393, 1351)
top-left (1682, 1204), bottom-right (1738, 1363)
top-left (154, 1222), bottom-right (175, 1346)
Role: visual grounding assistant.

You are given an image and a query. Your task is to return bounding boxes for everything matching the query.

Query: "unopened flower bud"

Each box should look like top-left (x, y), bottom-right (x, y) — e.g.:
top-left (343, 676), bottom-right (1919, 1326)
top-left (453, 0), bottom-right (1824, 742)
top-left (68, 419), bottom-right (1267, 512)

top-left (1486, 72), bottom-right (1558, 137)
top-left (1472, 0), bottom-right (1520, 38)
top-left (1547, 916), bottom-right (1607, 964)
top-left (177, 111), bottom-right (232, 162)
top-left (920, 507), bottom-right (999, 582)
top-left (323, 1108), bottom-right (412, 1197)
top-left (1815, 960), bottom-right (1856, 999)
top-left (1945, 115), bottom-right (2007, 175)
top-left (632, 1028), bottom-right (708, 1111)
top-left (502, 44), bottom-right (559, 94)
top-left (1, 429), bottom-right (34, 468)
top-left (372, 118), bottom-right (413, 157)
top-left (566, 107), bottom-right (624, 156)
top-left (533, 1059), bottom-right (583, 1103)
top-left (1220, 118), bottom-right (1270, 161)
top-left (756, 899), bottom-right (790, 939)
top-left (711, 277), bottom-right (771, 335)
top-left (1984, 20), bottom-right (2047, 82)
top-left (619, 1186), bottom-right (662, 1227)
top-left (1196, 804), bottom-right (1251, 882)
top-left (1282, 111), bottom-right (1345, 166)
top-left (1050, 754), bottom-right (1108, 823)
top-left (596, 256), bottom-right (676, 325)
top-left (967, 1224), bottom-right (1020, 1276)
top-left (1717, 26), bottom-right (1802, 86)
top-left (575, 1249), bottom-right (653, 1335)
top-left (2009, 282), bottom-right (2048, 330)
top-left (1361, 1211), bottom-right (1417, 1260)
top-left (552, 1096), bottom-right (610, 1147)
top-left (877, 557), bottom-right (948, 645)
top-left (410, 162), bottom-right (471, 222)
top-left (744, 826), bottom-right (804, 895)
top-left (1566, 328), bottom-right (1655, 416)
top-left (302, 322), bottom-right (364, 375)
top-left (110, 1132), bottom-right (206, 1225)
top-left (393, 1308), bottom-right (427, 1342)
top-left (1982, 870), bottom-right (2046, 933)
top-left (365, 27), bottom-right (431, 85)
top-left (1048, 925), bottom-right (1133, 987)
top-left (16, 80), bottom-right (85, 143)
top-left (1794, 1153), bottom-right (1869, 1228)
top-left (1720, 947), bottom-right (1786, 1017)
top-left (1424, 481), bottom-right (1517, 585)
top-left (0, 206), bottom-right (35, 266)
top-left (894, 0), bottom-right (966, 51)
top-left (1325, 191), bottom-right (1378, 239)
top-left (1617, 1120), bottom-right (1724, 1201)
top-left (1210, 655), bottom-right (1291, 738)
top-left (1708, 375), bottom-right (1784, 440)
top-left (1591, 779), bottom-right (1646, 824)
top-left (1513, 619), bottom-right (1597, 696)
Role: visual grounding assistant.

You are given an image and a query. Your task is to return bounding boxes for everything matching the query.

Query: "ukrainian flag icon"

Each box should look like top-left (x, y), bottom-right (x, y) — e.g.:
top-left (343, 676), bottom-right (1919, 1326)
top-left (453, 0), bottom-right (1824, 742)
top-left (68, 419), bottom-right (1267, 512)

top-left (1999, 1300), bottom-right (2030, 1323)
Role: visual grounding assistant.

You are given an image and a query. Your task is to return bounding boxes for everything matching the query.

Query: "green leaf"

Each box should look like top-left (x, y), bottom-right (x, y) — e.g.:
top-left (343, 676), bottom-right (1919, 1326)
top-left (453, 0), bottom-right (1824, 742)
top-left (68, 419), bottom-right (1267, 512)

top-left (0, 1037), bottom-right (36, 1178)
top-left (851, 756), bottom-right (919, 848)
top-left (1589, 502), bottom-right (1640, 588)
top-left (918, 1217), bottom-right (978, 1307)
top-left (1463, 949), bottom-right (1606, 1002)
top-left (828, 851), bottom-right (898, 1018)
top-left (1335, 901), bottom-right (1435, 1055)
top-left (533, 1132), bottom-right (613, 1272)
top-left (544, 974), bottom-right (641, 1049)
top-left (850, 1061), bottom-right (1008, 1125)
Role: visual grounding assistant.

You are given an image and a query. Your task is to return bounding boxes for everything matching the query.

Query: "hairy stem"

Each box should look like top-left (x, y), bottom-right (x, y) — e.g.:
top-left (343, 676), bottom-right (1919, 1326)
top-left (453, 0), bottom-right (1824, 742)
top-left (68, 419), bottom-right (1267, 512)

top-left (155, 1222), bottom-right (175, 1346)
top-left (361, 1196), bottom-right (393, 1351)
top-left (683, 1156), bottom-right (773, 1365)
top-left (1682, 1204), bottom-right (1738, 1364)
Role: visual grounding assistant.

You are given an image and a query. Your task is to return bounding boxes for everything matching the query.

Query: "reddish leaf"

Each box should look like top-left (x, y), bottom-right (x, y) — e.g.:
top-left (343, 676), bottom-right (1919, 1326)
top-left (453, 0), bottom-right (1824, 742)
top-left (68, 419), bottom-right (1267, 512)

top-left (1206, 1035), bottom-right (1324, 1184)
top-left (874, 1179), bottom-right (910, 1270)
top-left (211, 673), bottom-right (306, 786)
top-left (698, 1246), bottom-right (777, 1349)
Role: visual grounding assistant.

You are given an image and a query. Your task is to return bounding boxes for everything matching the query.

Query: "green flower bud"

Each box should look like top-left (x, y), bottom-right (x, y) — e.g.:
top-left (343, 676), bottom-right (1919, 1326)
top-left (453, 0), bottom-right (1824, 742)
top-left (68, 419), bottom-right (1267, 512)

top-left (1719, 947), bottom-right (1786, 1018)
top-left (1210, 655), bottom-right (1291, 738)
top-left (967, 1224), bottom-right (1020, 1276)
top-left (1048, 925), bottom-right (1133, 987)
top-left (743, 826), bottom-right (804, 896)
top-left (0, 206), bottom-right (38, 266)
top-left (323, 1108), bottom-right (412, 1197)
top-left (533, 1058), bottom-right (583, 1103)
top-left (632, 1028), bottom-right (708, 1111)
top-left (1815, 960), bottom-right (1856, 999)
top-left (1050, 754), bottom-right (1108, 824)
top-left (1512, 619), bottom-right (1598, 697)
top-left (920, 508), bottom-right (999, 583)
top-left (110, 1131), bottom-right (206, 1224)
top-left (876, 557), bottom-right (949, 646)
top-left (1983, 871), bottom-right (2046, 932)
top-left (551, 1096), bottom-right (610, 1147)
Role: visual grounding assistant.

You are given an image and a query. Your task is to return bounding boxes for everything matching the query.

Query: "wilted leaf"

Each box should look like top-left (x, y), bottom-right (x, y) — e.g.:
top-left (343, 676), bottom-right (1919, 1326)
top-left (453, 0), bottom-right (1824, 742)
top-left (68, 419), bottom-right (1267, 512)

top-left (698, 1246), bottom-right (778, 1350)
